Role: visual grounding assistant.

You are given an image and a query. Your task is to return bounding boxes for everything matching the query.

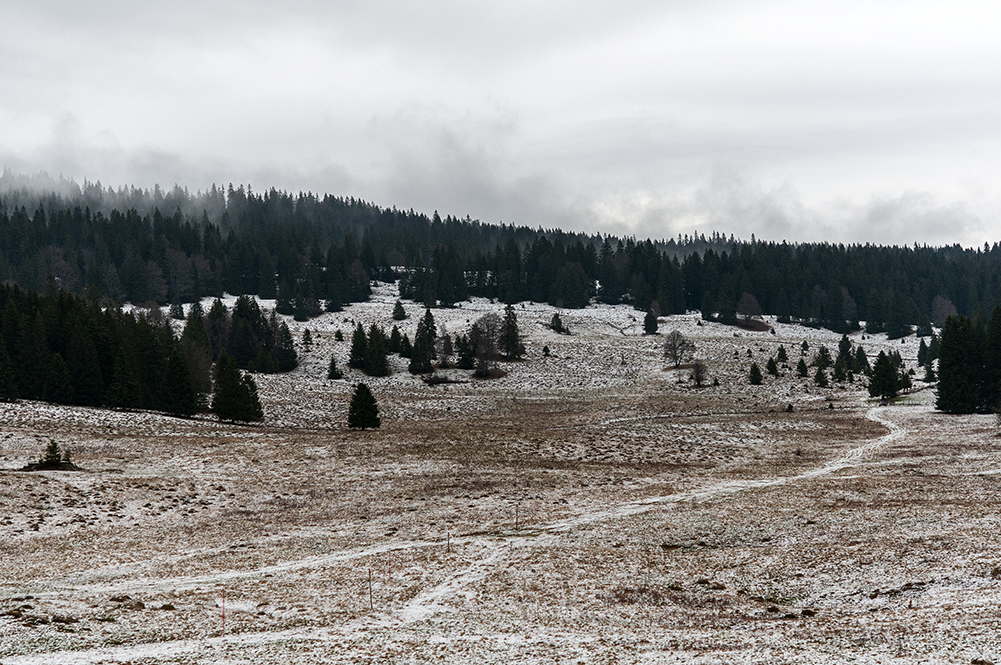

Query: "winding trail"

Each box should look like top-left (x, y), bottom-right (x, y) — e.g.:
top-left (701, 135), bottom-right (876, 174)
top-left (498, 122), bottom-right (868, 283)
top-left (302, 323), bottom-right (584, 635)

top-left (4, 406), bottom-right (907, 664)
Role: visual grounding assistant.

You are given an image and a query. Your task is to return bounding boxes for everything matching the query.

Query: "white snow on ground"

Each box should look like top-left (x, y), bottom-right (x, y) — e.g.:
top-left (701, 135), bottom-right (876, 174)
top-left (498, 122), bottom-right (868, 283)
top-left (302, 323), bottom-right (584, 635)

top-left (4, 283), bottom-right (1000, 664)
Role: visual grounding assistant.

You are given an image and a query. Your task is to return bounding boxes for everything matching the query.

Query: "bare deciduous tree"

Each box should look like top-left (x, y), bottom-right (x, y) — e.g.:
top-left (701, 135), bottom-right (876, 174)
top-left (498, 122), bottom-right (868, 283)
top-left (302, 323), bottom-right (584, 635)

top-left (663, 330), bottom-right (694, 368)
top-left (690, 360), bottom-right (708, 387)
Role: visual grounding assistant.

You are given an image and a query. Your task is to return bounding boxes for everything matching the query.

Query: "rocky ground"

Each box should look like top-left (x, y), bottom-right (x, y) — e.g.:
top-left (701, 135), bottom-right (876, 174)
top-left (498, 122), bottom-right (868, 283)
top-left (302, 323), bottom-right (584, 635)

top-left (2, 286), bottom-right (1000, 664)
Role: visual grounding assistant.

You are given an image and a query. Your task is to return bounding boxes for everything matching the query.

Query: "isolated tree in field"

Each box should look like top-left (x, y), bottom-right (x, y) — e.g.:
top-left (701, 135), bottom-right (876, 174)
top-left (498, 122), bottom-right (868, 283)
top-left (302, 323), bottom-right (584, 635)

top-left (869, 350), bottom-right (899, 401)
top-left (766, 357), bottom-right (779, 376)
top-left (749, 362), bottom-right (762, 385)
top-left (348, 382), bottom-right (380, 429)
top-left (796, 358), bottom-right (808, 377)
top-left (500, 304), bottom-right (525, 359)
top-left (690, 360), bottom-right (708, 387)
top-left (37, 439), bottom-right (70, 470)
top-left (302, 328), bottom-right (312, 349)
top-left (392, 300), bottom-right (408, 320)
top-left (550, 312), bottom-right (566, 334)
top-left (409, 316), bottom-right (435, 374)
top-left (776, 345), bottom-right (788, 363)
top-left (213, 352), bottom-right (264, 422)
top-left (814, 367), bottom-right (829, 388)
top-left (349, 323), bottom-right (367, 369)
top-left (388, 325), bottom-right (402, 353)
top-left (737, 292), bottom-right (762, 325)
top-left (643, 310), bottom-right (658, 335)
top-left (663, 330), bottom-right (694, 368)
top-left (327, 355), bottom-right (343, 380)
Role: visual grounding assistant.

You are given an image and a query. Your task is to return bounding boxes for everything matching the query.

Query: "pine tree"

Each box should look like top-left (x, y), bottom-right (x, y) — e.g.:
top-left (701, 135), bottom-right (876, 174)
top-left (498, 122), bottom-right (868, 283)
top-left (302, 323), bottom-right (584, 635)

top-left (550, 312), bottom-right (566, 334)
top-left (854, 346), bottom-right (871, 375)
top-left (388, 325), bottom-right (402, 353)
top-left (749, 362), bottom-right (762, 385)
top-left (776, 345), bottom-right (788, 362)
top-left (348, 382), bottom-right (380, 429)
top-left (643, 310), bottom-right (658, 335)
top-left (797, 358), bottom-right (808, 377)
top-left (349, 323), bottom-right (368, 369)
top-left (766, 357), bottom-right (779, 376)
top-left (814, 367), bottom-right (829, 387)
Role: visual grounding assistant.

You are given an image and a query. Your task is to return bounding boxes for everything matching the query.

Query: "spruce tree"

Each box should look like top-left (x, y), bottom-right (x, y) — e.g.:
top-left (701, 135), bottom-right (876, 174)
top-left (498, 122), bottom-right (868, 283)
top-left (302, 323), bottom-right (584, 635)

top-left (797, 358), bottom-right (808, 377)
top-left (749, 362), bottom-right (763, 385)
top-left (364, 324), bottom-right (389, 377)
top-left (776, 345), bottom-right (788, 362)
top-left (500, 304), bottom-right (525, 360)
top-left (409, 318), bottom-right (434, 374)
top-left (869, 351), bottom-right (899, 400)
top-left (0, 345), bottom-right (18, 402)
top-left (936, 315), bottom-right (981, 413)
top-left (348, 382), bottom-right (380, 429)
top-left (814, 367), bottom-right (829, 388)
top-left (159, 347), bottom-right (198, 417)
top-left (44, 353), bottom-right (74, 404)
top-left (392, 300), bottom-right (408, 320)
top-left (766, 357), bottom-right (779, 376)
top-left (854, 346), bottom-right (871, 375)
top-left (643, 310), bottom-right (658, 335)
top-left (349, 323), bottom-right (367, 369)
top-left (107, 346), bottom-right (143, 410)
top-left (327, 355), bottom-right (343, 380)
top-left (213, 351), bottom-right (265, 422)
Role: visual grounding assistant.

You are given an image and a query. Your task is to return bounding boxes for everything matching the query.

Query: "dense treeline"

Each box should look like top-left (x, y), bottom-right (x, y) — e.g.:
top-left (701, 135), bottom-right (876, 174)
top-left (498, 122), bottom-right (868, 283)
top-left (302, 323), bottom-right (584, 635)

top-left (5, 174), bottom-right (1001, 336)
top-left (0, 283), bottom-right (285, 420)
top-left (935, 308), bottom-right (1001, 414)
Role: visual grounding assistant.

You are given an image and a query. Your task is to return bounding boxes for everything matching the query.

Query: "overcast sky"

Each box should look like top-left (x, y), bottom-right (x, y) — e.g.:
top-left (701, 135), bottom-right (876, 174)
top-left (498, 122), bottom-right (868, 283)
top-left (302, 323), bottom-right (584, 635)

top-left (2, 1), bottom-right (1001, 246)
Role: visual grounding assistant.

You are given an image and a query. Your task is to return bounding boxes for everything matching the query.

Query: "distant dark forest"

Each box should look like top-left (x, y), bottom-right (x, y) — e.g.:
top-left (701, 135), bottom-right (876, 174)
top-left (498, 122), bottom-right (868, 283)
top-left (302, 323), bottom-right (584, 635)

top-left (3, 172), bottom-right (1001, 337)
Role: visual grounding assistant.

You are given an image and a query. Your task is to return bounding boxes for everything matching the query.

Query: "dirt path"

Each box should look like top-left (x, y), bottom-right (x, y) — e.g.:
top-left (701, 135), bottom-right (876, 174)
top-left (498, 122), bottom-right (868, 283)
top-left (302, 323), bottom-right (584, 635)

top-left (5, 405), bottom-right (907, 664)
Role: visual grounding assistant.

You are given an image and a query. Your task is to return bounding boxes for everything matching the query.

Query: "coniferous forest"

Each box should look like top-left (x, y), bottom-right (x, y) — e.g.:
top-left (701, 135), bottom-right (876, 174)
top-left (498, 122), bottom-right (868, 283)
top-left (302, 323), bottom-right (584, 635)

top-left (2, 174), bottom-right (1001, 338)
top-left (6, 173), bottom-right (1001, 416)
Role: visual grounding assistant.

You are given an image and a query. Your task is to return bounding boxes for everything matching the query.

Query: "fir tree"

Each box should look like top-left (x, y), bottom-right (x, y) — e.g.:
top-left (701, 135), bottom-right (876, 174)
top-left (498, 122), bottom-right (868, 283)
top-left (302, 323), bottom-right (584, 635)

top-left (797, 358), bottom-right (808, 377)
top-left (456, 334), bottom-right (475, 369)
top-left (107, 346), bottom-right (143, 409)
top-left (776, 345), bottom-right (788, 362)
top-left (550, 312), bottom-right (566, 334)
top-left (814, 367), bottom-right (829, 387)
top-left (749, 362), bottom-right (763, 385)
top-left (766, 357), bottom-right (779, 376)
top-left (388, 325), bottom-right (402, 353)
top-left (348, 382), bottom-right (380, 429)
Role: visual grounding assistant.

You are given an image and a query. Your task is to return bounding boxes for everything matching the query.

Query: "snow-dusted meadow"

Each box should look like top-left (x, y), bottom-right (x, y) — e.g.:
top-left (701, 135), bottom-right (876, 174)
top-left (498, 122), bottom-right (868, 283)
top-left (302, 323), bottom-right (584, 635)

top-left (3, 283), bottom-right (1001, 664)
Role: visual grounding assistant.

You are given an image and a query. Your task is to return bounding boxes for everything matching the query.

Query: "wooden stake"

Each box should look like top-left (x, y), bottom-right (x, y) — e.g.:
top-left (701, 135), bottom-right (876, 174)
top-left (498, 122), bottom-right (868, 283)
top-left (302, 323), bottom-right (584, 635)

top-left (222, 587), bottom-right (226, 637)
top-left (515, 504), bottom-right (520, 531)
top-left (368, 568), bottom-right (373, 612)
top-left (447, 531), bottom-right (451, 553)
